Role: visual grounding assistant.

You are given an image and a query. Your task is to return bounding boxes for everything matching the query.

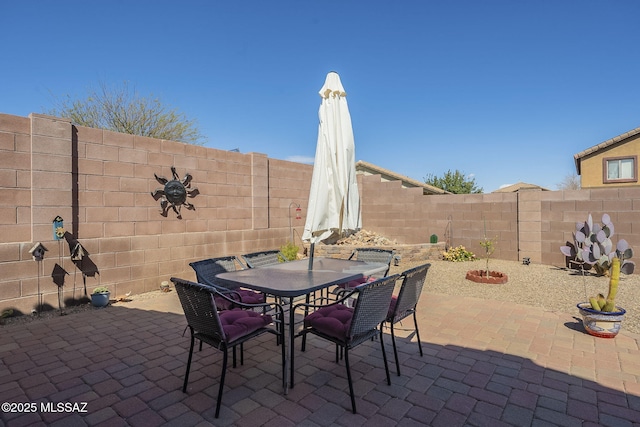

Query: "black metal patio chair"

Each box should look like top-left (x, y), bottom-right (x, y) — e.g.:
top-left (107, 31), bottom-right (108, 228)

top-left (385, 263), bottom-right (430, 375)
top-left (333, 247), bottom-right (396, 299)
top-left (240, 249), bottom-right (288, 268)
top-left (348, 247), bottom-right (395, 276)
top-left (292, 274), bottom-right (399, 413)
top-left (189, 256), bottom-right (265, 309)
top-left (172, 277), bottom-right (285, 418)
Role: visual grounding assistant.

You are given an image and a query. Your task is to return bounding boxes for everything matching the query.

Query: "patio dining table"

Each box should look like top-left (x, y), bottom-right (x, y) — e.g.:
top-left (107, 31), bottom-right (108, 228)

top-left (215, 257), bottom-right (387, 390)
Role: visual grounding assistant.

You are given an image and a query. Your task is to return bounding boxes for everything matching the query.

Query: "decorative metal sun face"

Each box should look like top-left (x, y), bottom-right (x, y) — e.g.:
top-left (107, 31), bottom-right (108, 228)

top-left (151, 167), bottom-right (199, 219)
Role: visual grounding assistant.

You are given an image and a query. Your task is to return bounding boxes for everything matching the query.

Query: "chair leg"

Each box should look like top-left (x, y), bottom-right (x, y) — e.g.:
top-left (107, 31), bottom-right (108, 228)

top-left (390, 322), bottom-right (401, 376)
top-left (232, 346), bottom-right (237, 368)
top-left (215, 347), bottom-right (228, 418)
top-left (292, 330), bottom-right (300, 389)
top-left (182, 332), bottom-right (195, 392)
top-left (413, 311), bottom-right (423, 356)
top-left (279, 324), bottom-right (286, 392)
top-left (344, 347), bottom-right (357, 414)
top-left (379, 327), bottom-right (391, 385)
top-left (240, 343), bottom-right (244, 365)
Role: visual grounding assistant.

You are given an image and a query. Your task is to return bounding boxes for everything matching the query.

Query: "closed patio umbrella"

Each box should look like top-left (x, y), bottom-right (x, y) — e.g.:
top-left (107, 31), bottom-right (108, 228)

top-left (303, 71), bottom-right (361, 269)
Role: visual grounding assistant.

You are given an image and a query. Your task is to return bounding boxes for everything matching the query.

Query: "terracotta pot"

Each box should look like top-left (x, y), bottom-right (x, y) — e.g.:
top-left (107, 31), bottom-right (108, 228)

top-left (577, 303), bottom-right (626, 338)
top-left (465, 270), bottom-right (508, 284)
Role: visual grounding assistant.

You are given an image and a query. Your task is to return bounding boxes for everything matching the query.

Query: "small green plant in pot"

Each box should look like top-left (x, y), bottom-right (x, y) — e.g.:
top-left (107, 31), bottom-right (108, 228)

top-left (91, 286), bottom-right (111, 308)
top-left (279, 241), bottom-right (299, 262)
top-left (560, 213), bottom-right (635, 338)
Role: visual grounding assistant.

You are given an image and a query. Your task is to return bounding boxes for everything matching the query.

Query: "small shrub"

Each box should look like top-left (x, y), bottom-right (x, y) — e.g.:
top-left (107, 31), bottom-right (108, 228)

top-left (442, 246), bottom-right (476, 262)
top-left (280, 241), bottom-right (299, 261)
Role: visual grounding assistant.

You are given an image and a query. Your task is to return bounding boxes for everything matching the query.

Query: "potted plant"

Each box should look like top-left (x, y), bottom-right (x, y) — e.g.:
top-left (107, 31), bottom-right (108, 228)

top-left (91, 286), bottom-right (111, 308)
top-left (560, 213), bottom-right (635, 338)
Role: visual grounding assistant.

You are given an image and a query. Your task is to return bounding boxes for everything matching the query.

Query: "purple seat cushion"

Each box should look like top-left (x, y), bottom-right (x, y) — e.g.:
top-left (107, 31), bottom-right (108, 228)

top-left (304, 304), bottom-right (353, 340)
top-left (219, 308), bottom-right (272, 342)
top-left (337, 276), bottom-right (377, 289)
top-left (386, 295), bottom-right (398, 320)
top-left (215, 289), bottom-right (265, 310)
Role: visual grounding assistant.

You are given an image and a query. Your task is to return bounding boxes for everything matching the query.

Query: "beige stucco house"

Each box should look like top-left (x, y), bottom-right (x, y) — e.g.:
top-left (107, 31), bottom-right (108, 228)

top-left (575, 126), bottom-right (640, 188)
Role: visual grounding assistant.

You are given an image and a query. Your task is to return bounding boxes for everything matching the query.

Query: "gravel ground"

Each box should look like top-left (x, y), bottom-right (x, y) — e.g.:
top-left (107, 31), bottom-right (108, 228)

top-left (3, 258), bottom-right (639, 336)
top-left (389, 258), bottom-right (640, 336)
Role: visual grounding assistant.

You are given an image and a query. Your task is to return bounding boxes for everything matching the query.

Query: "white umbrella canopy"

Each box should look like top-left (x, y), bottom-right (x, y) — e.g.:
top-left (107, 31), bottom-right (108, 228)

top-left (303, 72), bottom-right (361, 267)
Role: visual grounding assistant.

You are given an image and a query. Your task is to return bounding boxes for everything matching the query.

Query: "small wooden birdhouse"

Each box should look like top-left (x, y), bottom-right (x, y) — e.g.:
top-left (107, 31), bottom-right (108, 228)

top-left (71, 243), bottom-right (86, 261)
top-left (29, 242), bottom-right (48, 261)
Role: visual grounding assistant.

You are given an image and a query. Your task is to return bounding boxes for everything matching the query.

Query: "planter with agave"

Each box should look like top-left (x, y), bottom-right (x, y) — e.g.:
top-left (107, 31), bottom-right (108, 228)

top-left (560, 213), bottom-right (634, 338)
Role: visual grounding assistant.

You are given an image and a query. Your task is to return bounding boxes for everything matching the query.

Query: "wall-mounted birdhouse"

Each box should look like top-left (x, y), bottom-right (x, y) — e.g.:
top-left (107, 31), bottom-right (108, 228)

top-left (71, 243), bottom-right (86, 261)
top-left (29, 242), bottom-right (48, 261)
top-left (53, 216), bottom-right (64, 240)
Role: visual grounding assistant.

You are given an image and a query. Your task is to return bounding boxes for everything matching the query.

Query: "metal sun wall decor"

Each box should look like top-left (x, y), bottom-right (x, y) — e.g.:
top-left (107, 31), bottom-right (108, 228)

top-left (151, 166), bottom-right (199, 219)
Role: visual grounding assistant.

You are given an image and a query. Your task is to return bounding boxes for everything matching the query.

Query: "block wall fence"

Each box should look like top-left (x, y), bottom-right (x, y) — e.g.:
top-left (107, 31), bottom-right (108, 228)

top-left (2, 112), bottom-right (640, 314)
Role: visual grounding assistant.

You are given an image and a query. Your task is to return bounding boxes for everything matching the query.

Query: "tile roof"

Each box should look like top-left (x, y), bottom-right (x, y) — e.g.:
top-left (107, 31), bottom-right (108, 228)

top-left (574, 126), bottom-right (640, 174)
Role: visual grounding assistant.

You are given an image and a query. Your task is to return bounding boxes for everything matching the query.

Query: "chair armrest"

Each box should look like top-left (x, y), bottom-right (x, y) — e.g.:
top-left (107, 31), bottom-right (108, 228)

top-left (212, 288), bottom-right (284, 316)
top-left (293, 288), bottom-right (358, 312)
top-left (197, 275), bottom-right (234, 291)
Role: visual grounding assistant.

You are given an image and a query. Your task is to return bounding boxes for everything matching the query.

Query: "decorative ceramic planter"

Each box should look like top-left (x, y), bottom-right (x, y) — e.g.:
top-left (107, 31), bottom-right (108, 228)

top-left (465, 270), bottom-right (508, 284)
top-left (577, 303), bottom-right (626, 338)
top-left (91, 292), bottom-right (110, 308)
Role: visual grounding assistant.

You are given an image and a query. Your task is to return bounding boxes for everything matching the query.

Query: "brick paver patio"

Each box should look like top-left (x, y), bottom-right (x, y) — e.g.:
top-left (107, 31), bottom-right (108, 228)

top-left (1, 289), bottom-right (639, 426)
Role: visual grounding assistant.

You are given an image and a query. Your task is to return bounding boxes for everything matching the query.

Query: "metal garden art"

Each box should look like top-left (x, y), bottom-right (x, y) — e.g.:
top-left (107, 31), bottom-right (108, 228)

top-left (560, 213), bottom-right (635, 338)
top-left (151, 166), bottom-right (199, 219)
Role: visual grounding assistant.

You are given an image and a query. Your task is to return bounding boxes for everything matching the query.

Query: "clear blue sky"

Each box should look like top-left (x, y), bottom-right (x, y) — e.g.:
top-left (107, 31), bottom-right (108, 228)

top-left (3, 1), bottom-right (640, 192)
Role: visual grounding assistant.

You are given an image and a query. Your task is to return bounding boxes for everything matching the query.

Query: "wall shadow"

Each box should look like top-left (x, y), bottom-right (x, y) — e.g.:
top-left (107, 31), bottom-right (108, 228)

top-left (1, 304), bottom-right (639, 425)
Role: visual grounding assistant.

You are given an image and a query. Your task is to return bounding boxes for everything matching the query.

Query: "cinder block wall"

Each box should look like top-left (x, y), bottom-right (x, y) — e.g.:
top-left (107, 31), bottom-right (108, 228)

top-left (358, 174), bottom-right (519, 261)
top-left (2, 112), bottom-right (639, 315)
top-left (0, 113), bottom-right (312, 314)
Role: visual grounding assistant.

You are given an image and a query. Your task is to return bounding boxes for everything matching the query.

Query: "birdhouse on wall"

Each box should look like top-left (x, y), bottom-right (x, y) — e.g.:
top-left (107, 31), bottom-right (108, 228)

top-left (29, 242), bottom-right (48, 261)
top-left (71, 243), bottom-right (86, 261)
top-left (53, 216), bottom-right (64, 240)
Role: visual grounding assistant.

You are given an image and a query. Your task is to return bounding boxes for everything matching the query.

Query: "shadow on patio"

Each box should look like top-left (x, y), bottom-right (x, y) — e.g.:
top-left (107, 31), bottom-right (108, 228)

top-left (1, 291), bottom-right (639, 426)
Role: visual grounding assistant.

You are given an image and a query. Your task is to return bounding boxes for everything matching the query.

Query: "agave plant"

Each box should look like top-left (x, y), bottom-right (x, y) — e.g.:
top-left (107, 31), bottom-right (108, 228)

top-left (560, 213), bottom-right (634, 276)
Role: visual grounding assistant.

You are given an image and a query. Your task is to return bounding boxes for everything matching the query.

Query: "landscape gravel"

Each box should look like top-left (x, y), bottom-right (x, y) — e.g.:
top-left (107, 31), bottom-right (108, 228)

top-left (390, 258), bottom-right (640, 336)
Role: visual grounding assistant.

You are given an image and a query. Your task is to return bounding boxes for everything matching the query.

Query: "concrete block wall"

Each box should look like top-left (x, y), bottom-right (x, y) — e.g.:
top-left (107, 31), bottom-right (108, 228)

top-left (0, 113), bottom-right (312, 314)
top-left (2, 112), bottom-right (639, 315)
top-left (359, 174), bottom-right (519, 261)
top-left (540, 187), bottom-right (640, 267)
top-left (359, 173), bottom-right (640, 267)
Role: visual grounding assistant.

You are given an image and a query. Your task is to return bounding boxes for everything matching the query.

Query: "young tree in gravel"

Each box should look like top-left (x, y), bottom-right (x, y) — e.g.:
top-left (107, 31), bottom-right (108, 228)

top-left (424, 169), bottom-right (483, 194)
top-left (47, 81), bottom-right (206, 145)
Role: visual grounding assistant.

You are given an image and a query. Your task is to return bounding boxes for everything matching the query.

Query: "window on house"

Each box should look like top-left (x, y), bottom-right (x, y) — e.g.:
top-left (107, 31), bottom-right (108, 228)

top-left (603, 156), bottom-right (637, 183)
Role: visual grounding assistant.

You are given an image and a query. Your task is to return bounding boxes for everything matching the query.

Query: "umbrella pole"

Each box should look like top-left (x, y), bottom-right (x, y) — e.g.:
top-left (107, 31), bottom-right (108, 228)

top-left (308, 243), bottom-right (315, 270)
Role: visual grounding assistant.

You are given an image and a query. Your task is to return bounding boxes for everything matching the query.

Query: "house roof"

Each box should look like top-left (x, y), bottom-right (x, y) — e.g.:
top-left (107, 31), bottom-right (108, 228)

top-left (492, 182), bottom-right (550, 193)
top-left (574, 125), bottom-right (640, 174)
top-left (355, 160), bottom-right (449, 195)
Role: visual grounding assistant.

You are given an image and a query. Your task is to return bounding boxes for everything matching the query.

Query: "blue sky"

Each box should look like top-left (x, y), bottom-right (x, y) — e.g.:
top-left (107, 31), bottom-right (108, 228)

top-left (3, 1), bottom-right (640, 192)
